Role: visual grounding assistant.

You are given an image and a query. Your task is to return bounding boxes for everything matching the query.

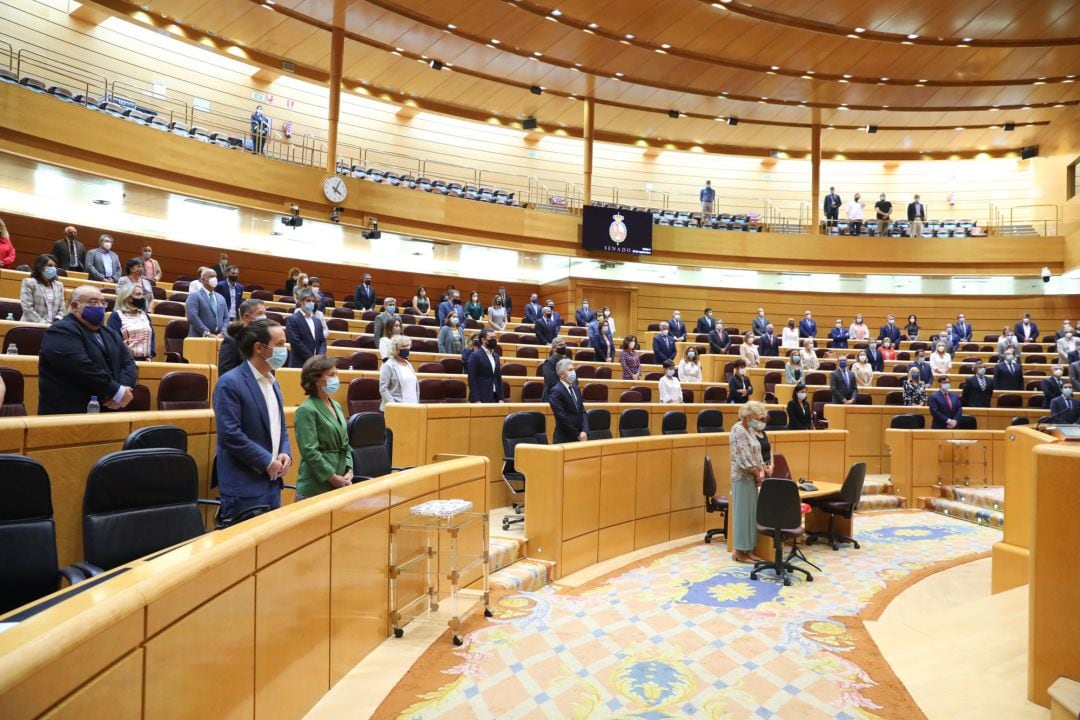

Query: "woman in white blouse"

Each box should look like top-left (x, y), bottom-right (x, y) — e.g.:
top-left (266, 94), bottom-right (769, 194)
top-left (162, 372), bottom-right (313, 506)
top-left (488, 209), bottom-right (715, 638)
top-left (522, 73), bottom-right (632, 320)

top-left (678, 346), bottom-right (703, 384)
top-left (848, 314), bottom-right (870, 341)
top-left (929, 342), bottom-right (953, 376)
top-left (851, 350), bottom-right (874, 387)
top-left (107, 282), bottom-right (155, 361)
top-left (658, 360), bottom-right (683, 403)
top-left (781, 318), bottom-right (800, 349)
top-left (739, 332), bottom-right (760, 368)
top-left (379, 318), bottom-right (403, 361)
top-left (601, 306), bottom-right (616, 336)
top-left (20, 254), bottom-right (65, 324)
top-left (379, 335), bottom-right (419, 410)
top-left (798, 338), bottom-right (819, 370)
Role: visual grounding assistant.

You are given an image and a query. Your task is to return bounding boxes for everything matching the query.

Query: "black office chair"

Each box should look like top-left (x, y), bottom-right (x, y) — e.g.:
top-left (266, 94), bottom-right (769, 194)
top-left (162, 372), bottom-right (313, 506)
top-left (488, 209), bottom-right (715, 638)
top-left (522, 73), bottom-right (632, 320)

top-left (661, 411), bottom-right (687, 435)
top-left (890, 414), bottom-right (925, 429)
top-left (82, 449), bottom-right (209, 573)
top-left (347, 412), bottom-right (412, 481)
top-left (764, 409), bottom-right (787, 431)
top-left (751, 478), bottom-right (813, 587)
top-left (501, 411), bottom-right (547, 530)
top-left (0, 456), bottom-right (86, 613)
top-left (957, 415), bottom-right (977, 430)
top-left (806, 462), bottom-right (867, 551)
top-left (619, 408), bottom-right (651, 437)
top-left (701, 456), bottom-right (728, 543)
top-left (1010, 417), bottom-right (1030, 426)
top-left (586, 408), bottom-right (612, 440)
top-left (123, 425), bottom-right (189, 452)
top-left (697, 409), bottom-right (724, 434)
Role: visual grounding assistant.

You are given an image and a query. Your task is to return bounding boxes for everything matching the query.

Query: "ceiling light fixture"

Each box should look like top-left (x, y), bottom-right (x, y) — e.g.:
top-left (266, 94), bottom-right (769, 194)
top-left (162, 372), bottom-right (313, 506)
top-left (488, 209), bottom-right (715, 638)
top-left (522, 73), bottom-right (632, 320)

top-left (587, 22), bottom-right (599, 29)
top-left (550, 8), bottom-right (561, 15)
top-left (534, 50), bottom-right (543, 56)
top-left (490, 38), bottom-right (500, 44)
top-left (661, 43), bottom-right (671, 49)
top-left (625, 34), bottom-right (635, 39)
top-left (447, 23), bottom-right (456, 29)
top-left (907, 33), bottom-right (919, 39)
top-left (614, 72), bottom-right (624, 77)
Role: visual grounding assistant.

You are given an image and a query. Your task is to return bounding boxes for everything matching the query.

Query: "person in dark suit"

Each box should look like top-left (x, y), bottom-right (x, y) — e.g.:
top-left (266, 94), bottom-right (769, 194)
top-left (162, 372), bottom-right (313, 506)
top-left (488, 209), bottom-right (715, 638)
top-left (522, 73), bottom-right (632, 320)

top-left (523, 293), bottom-right (543, 324)
top-left (353, 273), bottom-right (376, 310)
top-left (961, 360), bottom-right (994, 408)
top-left (954, 313), bottom-right (973, 342)
top-left (591, 319), bottom-right (615, 363)
top-left (1042, 365), bottom-right (1067, 409)
top-left (1071, 359), bottom-right (1080, 392)
top-left (436, 290), bottom-right (460, 327)
top-left (467, 330), bottom-right (504, 402)
top-left (38, 285), bottom-right (138, 415)
top-left (186, 268), bottom-right (227, 338)
top-left (653, 321), bottom-right (677, 364)
top-left (535, 306), bottom-right (559, 346)
top-left (799, 310), bottom-right (817, 339)
top-left (757, 324), bottom-right (780, 357)
top-left (929, 377), bottom-right (963, 429)
top-left (549, 358), bottom-right (589, 443)
top-left (1015, 313), bottom-right (1039, 343)
top-left (285, 289), bottom-right (327, 368)
top-left (219, 299), bottom-right (266, 376)
top-left (372, 297), bottom-right (398, 341)
top-left (541, 338), bottom-right (569, 401)
top-left (1048, 387), bottom-right (1080, 424)
top-left (829, 356), bottom-right (858, 404)
top-left (878, 315), bottom-right (901, 345)
top-left (213, 319), bottom-right (292, 521)
top-left (910, 350), bottom-right (934, 384)
top-left (865, 340), bottom-right (885, 373)
top-left (823, 187), bottom-right (842, 229)
top-left (696, 308), bottom-right (716, 334)
top-left (829, 319), bottom-right (850, 349)
top-left (546, 300), bottom-right (563, 332)
top-left (751, 308), bottom-right (769, 337)
top-left (215, 265), bottom-right (245, 320)
top-left (993, 350), bottom-right (1025, 391)
top-left (907, 194), bottom-right (926, 237)
top-left (575, 299), bottom-right (596, 327)
top-left (51, 225), bottom-right (86, 272)
top-left (667, 311), bottom-right (686, 342)
top-left (708, 322), bottom-right (731, 355)
top-left (728, 359), bottom-right (752, 403)
top-left (212, 252), bottom-right (230, 282)
top-left (786, 384), bottom-right (812, 429)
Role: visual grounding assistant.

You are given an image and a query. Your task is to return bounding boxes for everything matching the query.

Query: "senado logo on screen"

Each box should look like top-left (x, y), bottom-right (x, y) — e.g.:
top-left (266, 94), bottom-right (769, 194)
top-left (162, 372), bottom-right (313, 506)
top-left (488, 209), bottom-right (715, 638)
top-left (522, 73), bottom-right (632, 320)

top-left (609, 213), bottom-right (627, 245)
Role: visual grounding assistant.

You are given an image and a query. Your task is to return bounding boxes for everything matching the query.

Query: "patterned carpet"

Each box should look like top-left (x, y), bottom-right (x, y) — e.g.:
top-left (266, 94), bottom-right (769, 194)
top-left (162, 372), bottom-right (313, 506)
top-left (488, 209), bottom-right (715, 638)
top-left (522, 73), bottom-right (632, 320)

top-left (376, 511), bottom-right (1001, 720)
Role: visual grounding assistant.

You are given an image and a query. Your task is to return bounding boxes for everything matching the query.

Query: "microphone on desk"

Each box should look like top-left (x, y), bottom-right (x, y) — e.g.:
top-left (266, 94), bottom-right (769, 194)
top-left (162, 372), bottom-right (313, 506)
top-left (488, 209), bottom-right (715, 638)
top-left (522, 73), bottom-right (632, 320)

top-left (1035, 404), bottom-right (1078, 431)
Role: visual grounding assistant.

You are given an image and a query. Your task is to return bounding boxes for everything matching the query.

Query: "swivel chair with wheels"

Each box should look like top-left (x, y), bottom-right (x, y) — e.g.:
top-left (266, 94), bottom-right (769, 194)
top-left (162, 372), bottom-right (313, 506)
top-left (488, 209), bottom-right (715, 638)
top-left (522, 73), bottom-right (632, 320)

top-left (501, 411), bottom-right (547, 530)
top-left (806, 462), bottom-right (867, 551)
top-left (701, 456), bottom-right (728, 543)
top-left (751, 478), bottom-right (813, 586)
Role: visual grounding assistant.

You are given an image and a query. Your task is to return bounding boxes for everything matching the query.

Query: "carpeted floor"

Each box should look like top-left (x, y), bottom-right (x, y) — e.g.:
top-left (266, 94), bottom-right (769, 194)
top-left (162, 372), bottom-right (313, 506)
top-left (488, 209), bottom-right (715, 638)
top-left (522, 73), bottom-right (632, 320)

top-left (374, 511), bottom-right (1001, 720)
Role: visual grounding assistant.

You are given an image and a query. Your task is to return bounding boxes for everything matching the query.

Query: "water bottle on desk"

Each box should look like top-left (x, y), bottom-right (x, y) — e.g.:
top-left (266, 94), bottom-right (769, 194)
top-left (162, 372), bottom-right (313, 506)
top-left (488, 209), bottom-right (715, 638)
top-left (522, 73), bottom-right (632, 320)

top-left (6, 343), bottom-right (16, 355)
top-left (4, 313), bottom-right (12, 321)
top-left (87, 396), bottom-right (101, 414)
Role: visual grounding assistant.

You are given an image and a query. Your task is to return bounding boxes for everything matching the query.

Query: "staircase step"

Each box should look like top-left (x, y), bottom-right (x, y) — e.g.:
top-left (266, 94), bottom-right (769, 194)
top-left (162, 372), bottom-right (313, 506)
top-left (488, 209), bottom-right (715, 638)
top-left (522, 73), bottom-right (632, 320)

top-left (862, 478), bottom-right (893, 496)
top-left (489, 536), bottom-right (528, 572)
top-left (858, 494), bottom-right (907, 511)
top-left (920, 496), bottom-right (1004, 529)
top-left (489, 558), bottom-right (555, 593)
top-left (938, 485), bottom-right (1005, 512)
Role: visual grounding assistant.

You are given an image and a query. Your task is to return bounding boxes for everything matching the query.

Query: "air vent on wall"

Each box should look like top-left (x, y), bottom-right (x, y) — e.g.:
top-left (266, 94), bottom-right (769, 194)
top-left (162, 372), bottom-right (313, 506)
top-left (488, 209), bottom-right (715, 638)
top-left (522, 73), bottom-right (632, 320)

top-left (282, 61), bottom-right (295, 73)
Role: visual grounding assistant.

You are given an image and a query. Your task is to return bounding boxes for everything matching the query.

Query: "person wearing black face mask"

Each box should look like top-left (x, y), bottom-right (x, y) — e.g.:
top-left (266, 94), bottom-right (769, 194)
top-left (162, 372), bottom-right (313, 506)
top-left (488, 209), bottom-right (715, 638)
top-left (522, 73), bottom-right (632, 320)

top-left (108, 282), bottom-right (156, 362)
top-left (215, 265), bottom-right (244, 320)
top-left (467, 330), bottom-right (505, 403)
top-left (51, 225), bottom-right (86, 272)
top-left (39, 285), bottom-right (137, 414)
top-left (542, 339), bottom-right (569, 401)
top-left (116, 257), bottom-right (154, 299)
top-left (354, 273), bottom-right (376, 311)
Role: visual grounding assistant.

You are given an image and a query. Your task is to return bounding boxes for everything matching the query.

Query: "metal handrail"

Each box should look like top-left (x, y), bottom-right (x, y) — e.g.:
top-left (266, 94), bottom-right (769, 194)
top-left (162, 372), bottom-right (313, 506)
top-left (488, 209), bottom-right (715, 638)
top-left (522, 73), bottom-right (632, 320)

top-left (109, 79), bottom-right (189, 127)
top-left (420, 159), bottom-right (477, 186)
top-left (16, 48), bottom-right (107, 99)
top-left (0, 41), bottom-right (12, 70)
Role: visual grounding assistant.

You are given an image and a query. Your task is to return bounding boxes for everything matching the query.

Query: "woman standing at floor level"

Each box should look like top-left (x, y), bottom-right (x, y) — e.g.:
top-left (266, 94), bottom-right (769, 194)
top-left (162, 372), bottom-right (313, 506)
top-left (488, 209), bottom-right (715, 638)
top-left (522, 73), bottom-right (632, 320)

top-left (729, 400), bottom-right (770, 563)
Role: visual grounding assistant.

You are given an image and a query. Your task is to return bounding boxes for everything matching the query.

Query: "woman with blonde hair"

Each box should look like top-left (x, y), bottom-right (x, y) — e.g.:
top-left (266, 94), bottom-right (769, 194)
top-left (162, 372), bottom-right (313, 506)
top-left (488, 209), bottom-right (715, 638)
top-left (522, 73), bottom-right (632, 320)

top-left (0, 217), bottom-right (16, 268)
top-left (739, 331), bottom-right (760, 368)
top-left (107, 281), bottom-right (156, 361)
top-left (729, 401), bottom-right (770, 563)
top-left (379, 335), bottom-right (419, 410)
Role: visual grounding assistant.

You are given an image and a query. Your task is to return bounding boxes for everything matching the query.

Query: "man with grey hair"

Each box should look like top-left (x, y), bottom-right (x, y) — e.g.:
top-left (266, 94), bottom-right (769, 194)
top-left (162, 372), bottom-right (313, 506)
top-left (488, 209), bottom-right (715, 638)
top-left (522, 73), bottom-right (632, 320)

top-left (549, 358), bottom-right (589, 443)
top-left (373, 296), bottom-right (399, 341)
top-left (86, 234), bottom-right (121, 283)
top-left (653, 320), bottom-right (676, 364)
top-left (38, 285), bottom-right (137, 414)
top-left (186, 266), bottom-right (226, 338)
top-left (541, 336), bottom-right (570, 401)
top-left (219, 298), bottom-right (266, 375)
top-left (285, 288), bottom-right (326, 368)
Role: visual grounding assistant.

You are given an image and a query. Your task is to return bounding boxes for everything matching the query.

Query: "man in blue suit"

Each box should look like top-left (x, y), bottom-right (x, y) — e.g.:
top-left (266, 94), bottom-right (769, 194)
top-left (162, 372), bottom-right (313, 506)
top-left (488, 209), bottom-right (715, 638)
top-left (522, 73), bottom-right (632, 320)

top-left (353, 273), bottom-right (376, 310)
top-left (829, 319), bottom-right (850, 349)
top-left (799, 310), bottom-right (817, 339)
top-left (549, 358), bottom-right (589, 443)
top-left (929, 376), bottom-right (963, 429)
top-left (910, 349), bottom-right (934, 383)
top-left (535, 306), bottom-right (559, 346)
top-left (467, 330), bottom-right (504, 402)
top-left (669, 311), bottom-right (687, 342)
top-left (954, 313), bottom-right (973, 342)
top-left (186, 268), bottom-right (227, 337)
top-left (878, 315), bottom-right (901, 345)
top-left (758, 324), bottom-right (780, 357)
top-left (436, 290), bottom-right (460, 327)
top-left (865, 340), bottom-right (885, 373)
top-left (284, 289), bottom-right (326, 368)
top-left (523, 293), bottom-right (543, 324)
top-left (546, 300), bottom-right (563, 332)
top-left (1048, 386), bottom-right (1080, 424)
top-left (653, 321), bottom-right (677, 364)
top-left (993, 349), bottom-right (1025, 391)
top-left (575, 299), bottom-right (596, 327)
top-left (1041, 364), bottom-right (1067, 409)
top-left (213, 319), bottom-right (292, 522)
top-left (1015, 313), bottom-right (1039, 343)
top-left (695, 308), bottom-right (716, 335)
top-left (215, 265), bottom-right (244, 321)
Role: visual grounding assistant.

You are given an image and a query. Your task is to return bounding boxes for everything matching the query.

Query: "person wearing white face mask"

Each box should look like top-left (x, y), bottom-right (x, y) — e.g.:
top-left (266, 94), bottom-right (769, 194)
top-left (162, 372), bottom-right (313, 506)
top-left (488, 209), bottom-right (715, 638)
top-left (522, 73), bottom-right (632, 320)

top-left (739, 331), bottom-right (760, 368)
top-left (799, 338), bottom-right (819, 369)
top-left (1048, 384), bottom-right (1080, 424)
top-left (929, 376), bottom-right (963, 429)
top-left (930, 343), bottom-right (952, 377)
top-left (285, 288), bottom-right (327, 368)
top-left (575, 299), bottom-right (596, 327)
top-left (903, 367), bottom-right (927, 406)
top-left (1041, 364), bottom-right (1066, 409)
top-left (786, 384), bottom-right (812, 429)
top-left (783, 350), bottom-right (805, 385)
top-left (20, 253), bottom-right (66, 324)
top-left (186, 267), bottom-right (226, 338)
top-left (653, 321), bottom-right (677, 364)
top-left (961, 359), bottom-right (994, 408)
top-left (730, 400), bottom-right (770, 563)
top-left (438, 310), bottom-right (466, 354)
top-left (852, 351), bottom-right (874, 387)
top-left (729, 359), bottom-right (753, 403)
top-left (85, 234), bottom-right (121, 283)
top-left (294, 355), bottom-right (352, 500)
top-left (1056, 328), bottom-right (1077, 364)
top-left (659, 360), bottom-right (683, 403)
top-left (669, 311), bottom-right (687, 342)
top-left (781, 318), bottom-right (800, 349)
top-left (848, 314), bottom-right (869, 341)
top-left (213, 319), bottom-right (292, 523)
top-left (678, 346), bottom-right (703, 384)
top-left (993, 348), bottom-right (1025, 391)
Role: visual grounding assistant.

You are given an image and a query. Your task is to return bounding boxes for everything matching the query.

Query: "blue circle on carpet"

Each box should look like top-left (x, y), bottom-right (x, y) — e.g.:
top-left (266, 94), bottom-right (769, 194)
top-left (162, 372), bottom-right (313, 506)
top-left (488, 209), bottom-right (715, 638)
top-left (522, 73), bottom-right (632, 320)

top-left (859, 524), bottom-right (974, 543)
top-left (677, 570), bottom-right (783, 609)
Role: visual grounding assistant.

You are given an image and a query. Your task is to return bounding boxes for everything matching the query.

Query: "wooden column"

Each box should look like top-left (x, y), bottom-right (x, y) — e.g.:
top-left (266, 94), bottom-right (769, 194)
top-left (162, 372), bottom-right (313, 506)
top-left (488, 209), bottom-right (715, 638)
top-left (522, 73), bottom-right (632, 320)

top-left (583, 96), bottom-right (595, 206)
top-left (810, 119), bottom-right (822, 234)
top-left (326, 24), bottom-right (345, 174)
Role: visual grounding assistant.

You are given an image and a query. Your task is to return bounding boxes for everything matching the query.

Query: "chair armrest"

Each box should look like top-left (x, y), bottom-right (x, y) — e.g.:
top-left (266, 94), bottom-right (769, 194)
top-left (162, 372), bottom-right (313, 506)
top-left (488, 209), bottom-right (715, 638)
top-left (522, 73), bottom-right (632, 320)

top-left (390, 465), bottom-right (415, 472)
top-left (352, 474), bottom-right (376, 482)
top-left (196, 498), bottom-right (221, 507)
top-left (58, 565), bottom-right (88, 586)
top-left (73, 562), bottom-right (105, 578)
top-left (283, 483), bottom-right (296, 490)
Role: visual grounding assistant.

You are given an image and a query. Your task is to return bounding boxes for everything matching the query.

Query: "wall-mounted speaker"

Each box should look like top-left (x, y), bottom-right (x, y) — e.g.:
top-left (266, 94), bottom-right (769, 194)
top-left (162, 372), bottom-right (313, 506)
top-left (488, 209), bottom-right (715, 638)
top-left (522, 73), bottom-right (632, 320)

top-left (523, 117), bottom-right (538, 130)
top-left (1021, 146), bottom-right (1038, 159)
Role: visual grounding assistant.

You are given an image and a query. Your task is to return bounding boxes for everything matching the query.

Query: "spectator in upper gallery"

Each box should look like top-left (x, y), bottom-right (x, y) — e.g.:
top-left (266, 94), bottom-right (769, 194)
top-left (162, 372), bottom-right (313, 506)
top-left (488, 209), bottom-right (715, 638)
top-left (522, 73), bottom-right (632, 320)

top-left (20, 254), bottom-right (65, 325)
top-left (658, 360), bottom-right (683, 404)
top-left (107, 282), bottom-right (155, 362)
top-left (115, 257), bottom-right (154, 301)
top-left (864, 339), bottom-right (885, 373)
top-left (250, 105), bottom-right (270, 154)
top-left (1057, 328), bottom-right (1078, 365)
top-left (757, 323), bottom-right (781, 357)
top-left (993, 347), bottom-right (1025, 391)
top-left (696, 307), bottom-right (716, 335)
top-left (284, 267), bottom-right (302, 298)
top-left (436, 289), bottom-right (461, 327)
top-left (954, 313), bottom-right (973, 342)
top-left (678, 346), bottom-right (703, 384)
top-left (495, 285), bottom-right (512, 318)
top-left (829, 319), bottom-right (850, 349)
top-left (353, 272), bottom-right (376, 310)
top-left (878, 314), bottom-right (901, 345)
top-left (846, 193), bottom-right (865, 236)
top-left (799, 310), bottom-right (817, 339)
top-left (799, 338), bottom-right (819, 370)
top-left (0, 218), bottom-right (15, 269)
top-left (523, 293), bottom-right (543, 324)
top-left (1014, 313), bottom-right (1039, 343)
top-left (488, 294), bottom-right (508, 332)
top-left (700, 180), bottom-right (716, 216)
top-left (781, 318), bottom-right (799, 350)
top-left (848, 314), bottom-right (870, 341)
top-left (961, 358), bottom-right (994, 408)
top-left (829, 355), bottom-right (858, 405)
top-left (669, 310), bottom-right (687, 342)
top-left (880, 337), bottom-right (898, 362)
top-left (463, 291), bottom-right (484, 323)
top-left (928, 376), bottom-right (963, 430)
top-left (902, 366), bottom-right (928, 406)
top-left (907, 194), bottom-right (927, 237)
top-left (874, 193), bottom-right (893, 235)
top-left (534, 304), bottom-right (559, 346)
top-left (739, 332), bottom-right (760, 368)
top-left (141, 245), bottom-right (162, 282)
top-left (186, 267), bottom-right (226, 338)
top-left (786, 384), bottom-right (812, 430)
top-left (751, 307), bottom-right (769, 337)
top-left (285, 288), bottom-right (327, 369)
top-left (905, 313), bottom-right (920, 341)
top-left (823, 187), bottom-right (842, 229)
top-left (411, 286), bottom-right (431, 316)
top-left (575, 298), bottom-right (596, 327)
top-left (219, 299), bottom-right (266, 376)
top-left (1041, 364), bottom-right (1067, 409)
top-left (783, 350), bottom-right (805, 385)
top-left (929, 341), bottom-right (952, 377)
top-left (85, 234), bottom-right (121, 283)
top-left (652, 321), bottom-right (677, 364)
top-left (708, 320), bottom-right (732, 355)
top-left (728, 359), bottom-right (752, 404)
top-left (372, 297), bottom-right (398, 341)
top-left (438, 309), bottom-right (467, 355)
top-left (51, 225), bottom-right (86, 272)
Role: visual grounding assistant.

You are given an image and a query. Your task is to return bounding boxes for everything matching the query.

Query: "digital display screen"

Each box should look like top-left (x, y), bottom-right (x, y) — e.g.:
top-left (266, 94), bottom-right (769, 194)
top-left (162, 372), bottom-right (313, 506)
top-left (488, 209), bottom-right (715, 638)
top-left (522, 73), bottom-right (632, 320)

top-left (581, 205), bottom-right (653, 256)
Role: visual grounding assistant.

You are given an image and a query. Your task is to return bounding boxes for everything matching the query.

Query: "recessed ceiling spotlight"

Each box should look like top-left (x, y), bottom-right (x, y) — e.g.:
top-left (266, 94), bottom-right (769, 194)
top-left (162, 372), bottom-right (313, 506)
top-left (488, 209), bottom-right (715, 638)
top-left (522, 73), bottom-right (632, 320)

top-left (661, 43), bottom-right (671, 49)
top-left (901, 40), bottom-right (913, 45)
top-left (842, 74), bottom-right (853, 79)
top-left (550, 8), bottom-right (561, 15)
top-left (490, 38), bottom-right (500, 44)
top-left (956, 43), bottom-right (969, 47)
top-left (880, 77), bottom-right (889, 81)
top-left (587, 22), bottom-right (599, 29)
top-left (854, 27), bottom-right (865, 33)
top-left (954, 126), bottom-right (965, 131)
top-left (534, 50), bottom-right (543, 56)
top-left (962, 37), bottom-right (973, 42)
top-left (847, 34), bottom-right (860, 39)
top-left (614, 71), bottom-right (624, 77)
top-left (395, 47), bottom-right (404, 52)
top-left (447, 23), bottom-right (456, 29)
top-left (625, 33), bottom-right (635, 39)
top-left (907, 33), bottom-right (919, 39)
top-left (770, 66), bottom-right (780, 71)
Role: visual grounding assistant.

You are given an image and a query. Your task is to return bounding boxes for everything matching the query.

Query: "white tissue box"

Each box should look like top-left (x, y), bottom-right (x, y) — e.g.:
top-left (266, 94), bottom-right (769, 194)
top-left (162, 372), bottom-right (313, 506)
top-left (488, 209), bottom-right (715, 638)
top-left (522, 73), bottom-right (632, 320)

top-left (409, 499), bottom-right (474, 519)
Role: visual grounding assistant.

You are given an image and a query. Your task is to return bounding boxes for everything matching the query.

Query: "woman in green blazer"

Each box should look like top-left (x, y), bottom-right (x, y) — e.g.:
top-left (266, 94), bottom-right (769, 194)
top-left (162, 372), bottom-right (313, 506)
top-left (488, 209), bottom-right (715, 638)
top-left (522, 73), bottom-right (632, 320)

top-left (294, 355), bottom-right (353, 499)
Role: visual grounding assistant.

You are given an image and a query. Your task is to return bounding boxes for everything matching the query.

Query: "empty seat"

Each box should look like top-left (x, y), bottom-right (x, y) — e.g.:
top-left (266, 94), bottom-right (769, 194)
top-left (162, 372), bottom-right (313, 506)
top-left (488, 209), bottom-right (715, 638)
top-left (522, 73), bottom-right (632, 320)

top-left (582, 383), bottom-right (609, 402)
top-left (585, 408), bottom-right (612, 440)
top-left (348, 412), bottom-right (411, 480)
top-left (619, 408), bottom-right (651, 437)
top-left (661, 411), bottom-right (687, 435)
top-left (697, 409), bottom-right (724, 433)
top-left (123, 425), bottom-right (189, 452)
top-left (619, 390), bottom-right (643, 403)
top-left (347, 378), bottom-right (381, 414)
top-left (2, 326), bottom-right (46, 355)
top-left (157, 372), bottom-right (209, 411)
top-left (0, 366), bottom-right (27, 416)
top-left (418, 378), bottom-right (445, 402)
top-left (522, 381), bottom-right (544, 402)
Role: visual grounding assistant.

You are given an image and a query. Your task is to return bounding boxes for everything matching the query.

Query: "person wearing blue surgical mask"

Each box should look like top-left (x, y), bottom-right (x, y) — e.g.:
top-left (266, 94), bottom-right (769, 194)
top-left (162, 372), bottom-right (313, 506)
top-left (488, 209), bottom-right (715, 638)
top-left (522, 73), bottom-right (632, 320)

top-left (213, 319), bottom-right (293, 523)
top-left (294, 355), bottom-right (353, 500)
top-left (20, 253), bottom-right (66, 324)
top-left (285, 288), bottom-right (327, 368)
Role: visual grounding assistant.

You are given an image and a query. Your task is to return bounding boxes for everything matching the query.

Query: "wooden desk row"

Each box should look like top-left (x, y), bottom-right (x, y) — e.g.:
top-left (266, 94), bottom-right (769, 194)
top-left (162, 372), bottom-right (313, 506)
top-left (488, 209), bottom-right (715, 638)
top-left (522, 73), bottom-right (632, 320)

top-left (765, 382), bottom-right (1046, 408)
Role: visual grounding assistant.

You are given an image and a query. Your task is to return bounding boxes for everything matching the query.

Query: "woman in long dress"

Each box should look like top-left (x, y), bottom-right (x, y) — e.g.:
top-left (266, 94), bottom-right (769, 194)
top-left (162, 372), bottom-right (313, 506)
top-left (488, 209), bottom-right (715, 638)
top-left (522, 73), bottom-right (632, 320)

top-left (729, 401), bottom-right (770, 563)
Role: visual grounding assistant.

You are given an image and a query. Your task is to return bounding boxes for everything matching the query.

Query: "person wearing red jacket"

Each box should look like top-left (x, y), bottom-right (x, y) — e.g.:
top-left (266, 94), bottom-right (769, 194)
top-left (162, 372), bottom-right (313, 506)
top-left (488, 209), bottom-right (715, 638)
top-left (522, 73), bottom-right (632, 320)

top-left (0, 218), bottom-right (15, 268)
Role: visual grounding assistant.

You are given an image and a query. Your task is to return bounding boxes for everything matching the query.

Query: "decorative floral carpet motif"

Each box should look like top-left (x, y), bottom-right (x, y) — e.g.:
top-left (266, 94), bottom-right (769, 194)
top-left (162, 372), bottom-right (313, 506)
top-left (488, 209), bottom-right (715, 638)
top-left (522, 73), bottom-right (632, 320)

top-left (378, 511), bottom-right (1000, 720)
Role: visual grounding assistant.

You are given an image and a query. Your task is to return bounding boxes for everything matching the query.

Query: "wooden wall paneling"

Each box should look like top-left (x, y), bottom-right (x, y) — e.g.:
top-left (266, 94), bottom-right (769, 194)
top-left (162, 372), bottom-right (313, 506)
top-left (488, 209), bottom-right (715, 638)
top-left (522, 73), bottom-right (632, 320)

top-left (39, 649), bottom-right (144, 720)
top-left (329, 510), bottom-right (390, 683)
